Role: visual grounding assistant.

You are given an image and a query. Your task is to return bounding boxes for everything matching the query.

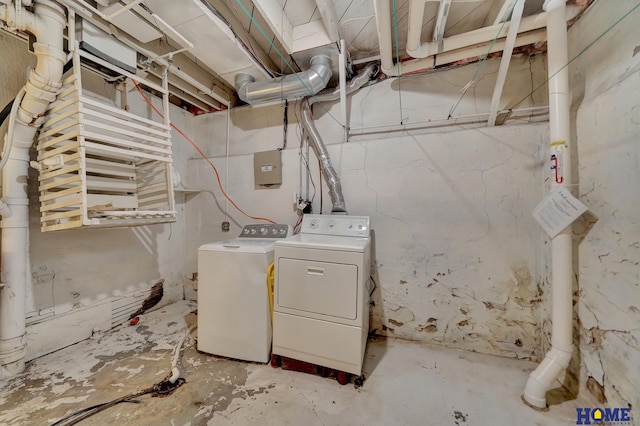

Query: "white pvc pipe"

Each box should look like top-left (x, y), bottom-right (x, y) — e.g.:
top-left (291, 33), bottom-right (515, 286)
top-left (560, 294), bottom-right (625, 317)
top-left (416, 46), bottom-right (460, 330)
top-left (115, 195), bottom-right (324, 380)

top-left (373, 0), bottom-right (396, 75)
top-left (406, 0), bottom-right (428, 58)
top-left (523, 0), bottom-right (573, 409)
top-left (380, 0), bottom-right (579, 76)
top-left (0, 0), bottom-right (66, 378)
top-left (378, 0), bottom-right (526, 74)
top-left (409, 11), bottom-right (549, 59)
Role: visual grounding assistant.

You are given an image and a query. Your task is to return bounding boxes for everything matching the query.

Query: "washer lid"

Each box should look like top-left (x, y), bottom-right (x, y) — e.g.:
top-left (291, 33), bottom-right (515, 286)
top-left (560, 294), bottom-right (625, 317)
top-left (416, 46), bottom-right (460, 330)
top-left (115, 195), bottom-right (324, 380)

top-left (275, 234), bottom-right (369, 252)
top-left (199, 239), bottom-right (276, 254)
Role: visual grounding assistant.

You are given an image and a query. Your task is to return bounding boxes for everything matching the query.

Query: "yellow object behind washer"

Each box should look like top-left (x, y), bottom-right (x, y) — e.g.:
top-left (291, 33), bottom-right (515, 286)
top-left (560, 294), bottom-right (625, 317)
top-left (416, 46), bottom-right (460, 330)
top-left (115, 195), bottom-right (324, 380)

top-left (267, 262), bottom-right (275, 320)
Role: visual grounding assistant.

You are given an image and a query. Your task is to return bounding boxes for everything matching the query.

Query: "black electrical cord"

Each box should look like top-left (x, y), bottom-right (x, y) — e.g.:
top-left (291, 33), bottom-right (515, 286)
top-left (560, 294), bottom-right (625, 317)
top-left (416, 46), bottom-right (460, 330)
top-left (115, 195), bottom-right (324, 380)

top-left (0, 98), bottom-right (13, 127)
top-left (369, 275), bottom-right (378, 297)
top-left (0, 60), bottom-right (73, 128)
top-left (279, 100), bottom-right (288, 150)
top-left (51, 377), bottom-right (185, 426)
top-left (318, 160), bottom-right (323, 214)
top-left (51, 398), bottom-right (142, 426)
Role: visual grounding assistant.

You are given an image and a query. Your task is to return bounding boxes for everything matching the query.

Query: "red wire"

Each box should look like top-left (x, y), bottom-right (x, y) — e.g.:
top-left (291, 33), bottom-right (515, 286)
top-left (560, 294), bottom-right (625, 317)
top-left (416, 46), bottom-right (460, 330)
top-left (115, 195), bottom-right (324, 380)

top-left (132, 80), bottom-right (276, 224)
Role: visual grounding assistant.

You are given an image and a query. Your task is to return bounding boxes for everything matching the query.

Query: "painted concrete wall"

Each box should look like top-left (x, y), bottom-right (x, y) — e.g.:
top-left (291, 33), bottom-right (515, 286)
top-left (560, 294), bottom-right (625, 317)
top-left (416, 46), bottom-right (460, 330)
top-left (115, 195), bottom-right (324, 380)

top-left (568, 0), bottom-right (640, 410)
top-left (186, 54), bottom-right (550, 360)
top-left (0, 34), bottom-right (192, 359)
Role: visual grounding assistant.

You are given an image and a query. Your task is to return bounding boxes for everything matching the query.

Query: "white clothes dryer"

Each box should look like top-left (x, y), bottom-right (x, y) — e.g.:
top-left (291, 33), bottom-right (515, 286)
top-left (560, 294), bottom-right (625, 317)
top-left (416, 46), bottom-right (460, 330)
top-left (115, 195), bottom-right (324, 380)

top-left (273, 215), bottom-right (371, 376)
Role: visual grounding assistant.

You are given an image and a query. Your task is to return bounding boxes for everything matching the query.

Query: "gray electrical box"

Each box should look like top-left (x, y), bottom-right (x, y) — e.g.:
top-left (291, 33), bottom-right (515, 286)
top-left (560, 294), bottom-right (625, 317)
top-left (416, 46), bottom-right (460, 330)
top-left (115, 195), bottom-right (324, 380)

top-left (253, 150), bottom-right (282, 186)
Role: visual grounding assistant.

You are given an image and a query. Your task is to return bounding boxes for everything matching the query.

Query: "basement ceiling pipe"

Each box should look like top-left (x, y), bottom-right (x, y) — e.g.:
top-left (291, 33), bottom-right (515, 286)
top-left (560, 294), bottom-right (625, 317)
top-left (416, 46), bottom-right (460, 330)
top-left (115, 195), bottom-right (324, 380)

top-left (235, 55), bottom-right (332, 105)
top-left (0, 0), bottom-right (66, 378)
top-left (301, 64), bottom-right (378, 213)
top-left (404, 0), bottom-right (547, 58)
top-left (375, 0), bottom-right (579, 76)
top-left (523, 0), bottom-right (573, 409)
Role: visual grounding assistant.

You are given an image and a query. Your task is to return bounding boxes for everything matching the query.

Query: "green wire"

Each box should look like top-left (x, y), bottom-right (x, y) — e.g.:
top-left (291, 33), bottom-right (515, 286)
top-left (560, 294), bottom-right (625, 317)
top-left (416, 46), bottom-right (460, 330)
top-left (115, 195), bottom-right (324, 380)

top-left (506, 0), bottom-right (640, 113)
top-left (392, 0), bottom-right (404, 124)
top-left (447, 0), bottom-right (519, 119)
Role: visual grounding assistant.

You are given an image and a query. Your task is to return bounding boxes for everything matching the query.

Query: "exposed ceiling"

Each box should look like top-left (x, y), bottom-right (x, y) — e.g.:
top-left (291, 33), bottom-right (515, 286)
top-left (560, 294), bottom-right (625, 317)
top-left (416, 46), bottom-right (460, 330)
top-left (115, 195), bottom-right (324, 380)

top-left (59, 0), bottom-right (585, 111)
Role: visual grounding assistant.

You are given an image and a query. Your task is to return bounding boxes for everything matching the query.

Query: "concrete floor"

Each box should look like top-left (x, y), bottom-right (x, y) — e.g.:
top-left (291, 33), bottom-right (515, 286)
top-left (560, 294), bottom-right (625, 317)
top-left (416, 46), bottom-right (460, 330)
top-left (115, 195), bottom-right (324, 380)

top-left (0, 301), bottom-right (594, 426)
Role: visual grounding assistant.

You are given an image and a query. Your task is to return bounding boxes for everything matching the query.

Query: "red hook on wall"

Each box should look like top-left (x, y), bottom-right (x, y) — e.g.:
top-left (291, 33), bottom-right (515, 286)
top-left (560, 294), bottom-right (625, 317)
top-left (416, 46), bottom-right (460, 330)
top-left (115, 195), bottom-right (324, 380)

top-left (550, 154), bottom-right (563, 184)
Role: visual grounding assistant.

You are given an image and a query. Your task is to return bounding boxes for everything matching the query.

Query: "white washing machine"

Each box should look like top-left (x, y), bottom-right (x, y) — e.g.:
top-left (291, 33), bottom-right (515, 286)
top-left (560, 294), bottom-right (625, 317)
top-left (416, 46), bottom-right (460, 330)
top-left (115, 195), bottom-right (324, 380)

top-left (197, 223), bottom-right (291, 363)
top-left (273, 214), bottom-right (371, 376)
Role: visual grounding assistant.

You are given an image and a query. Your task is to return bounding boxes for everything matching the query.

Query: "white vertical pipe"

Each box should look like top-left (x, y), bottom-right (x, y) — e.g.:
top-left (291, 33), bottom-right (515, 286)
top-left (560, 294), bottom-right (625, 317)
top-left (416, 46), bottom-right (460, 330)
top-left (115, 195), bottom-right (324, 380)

top-left (523, 0), bottom-right (573, 409)
top-left (225, 107), bottom-right (230, 219)
top-left (487, 0), bottom-right (525, 126)
top-left (338, 39), bottom-right (348, 142)
top-left (0, 0), bottom-right (66, 378)
top-left (406, 0), bottom-right (428, 57)
top-left (373, 0), bottom-right (395, 75)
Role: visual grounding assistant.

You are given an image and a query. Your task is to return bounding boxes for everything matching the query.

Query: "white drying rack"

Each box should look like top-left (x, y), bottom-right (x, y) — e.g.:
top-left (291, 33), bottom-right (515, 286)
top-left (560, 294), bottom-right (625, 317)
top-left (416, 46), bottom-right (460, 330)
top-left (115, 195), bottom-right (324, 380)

top-left (36, 49), bottom-right (176, 232)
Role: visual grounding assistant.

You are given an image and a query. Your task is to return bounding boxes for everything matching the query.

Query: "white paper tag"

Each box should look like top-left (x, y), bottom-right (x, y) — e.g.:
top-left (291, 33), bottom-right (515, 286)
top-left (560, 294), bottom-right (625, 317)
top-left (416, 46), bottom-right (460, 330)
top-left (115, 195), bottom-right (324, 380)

top-left (532, 186), bottom-right (588, 238)
top-left (261, 164), bottom-right (273, 172)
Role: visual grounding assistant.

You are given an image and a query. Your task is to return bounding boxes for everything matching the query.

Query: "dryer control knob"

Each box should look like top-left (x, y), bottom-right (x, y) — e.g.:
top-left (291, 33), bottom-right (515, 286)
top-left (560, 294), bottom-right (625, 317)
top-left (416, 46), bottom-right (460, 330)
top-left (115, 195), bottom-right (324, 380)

top-left (260, 227), bottom-right (268, 235)
top-left (309, 219), bottom-right (319, 229)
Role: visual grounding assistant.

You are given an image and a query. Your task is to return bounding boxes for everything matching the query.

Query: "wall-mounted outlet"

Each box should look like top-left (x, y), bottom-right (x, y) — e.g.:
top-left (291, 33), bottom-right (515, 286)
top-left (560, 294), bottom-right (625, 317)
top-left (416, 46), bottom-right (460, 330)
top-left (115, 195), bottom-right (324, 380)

top-left (221, 221), bottom-right (230, 231)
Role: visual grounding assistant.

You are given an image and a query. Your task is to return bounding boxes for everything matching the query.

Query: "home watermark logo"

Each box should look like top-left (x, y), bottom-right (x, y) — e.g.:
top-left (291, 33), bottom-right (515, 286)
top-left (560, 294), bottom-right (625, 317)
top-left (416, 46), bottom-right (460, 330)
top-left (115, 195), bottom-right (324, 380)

top-left (576, 407), bottom-right (632, 425)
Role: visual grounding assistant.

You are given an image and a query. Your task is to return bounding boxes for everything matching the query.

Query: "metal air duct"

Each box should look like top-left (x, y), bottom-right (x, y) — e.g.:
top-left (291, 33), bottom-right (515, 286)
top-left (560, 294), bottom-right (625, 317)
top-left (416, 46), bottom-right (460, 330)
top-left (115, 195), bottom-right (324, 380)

top-left (301, 64), bottom-right (378, 213)
top-left (235, 55), bottom-right (332, 105)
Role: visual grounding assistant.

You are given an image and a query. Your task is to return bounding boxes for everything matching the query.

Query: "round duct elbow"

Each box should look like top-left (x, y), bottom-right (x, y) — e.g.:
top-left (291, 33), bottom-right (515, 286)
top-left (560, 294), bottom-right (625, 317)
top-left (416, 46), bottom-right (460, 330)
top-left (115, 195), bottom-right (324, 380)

top-left (235, 73), bottom-right (256, 105)
top-left (235, 55), bottom-right (332, 106)
top-left (307, 55), bottom-right (333, 93)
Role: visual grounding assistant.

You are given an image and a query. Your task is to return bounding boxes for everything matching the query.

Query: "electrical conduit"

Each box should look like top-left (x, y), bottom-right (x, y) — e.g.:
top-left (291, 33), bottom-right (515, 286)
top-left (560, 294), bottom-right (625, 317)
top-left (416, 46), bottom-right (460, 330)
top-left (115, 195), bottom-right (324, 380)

top-left (0, 0), bottom-right (66, 378)
top-left (523, 0), bottom-right (573, 409)
top-left (300, 64), bottom-right (378, 213)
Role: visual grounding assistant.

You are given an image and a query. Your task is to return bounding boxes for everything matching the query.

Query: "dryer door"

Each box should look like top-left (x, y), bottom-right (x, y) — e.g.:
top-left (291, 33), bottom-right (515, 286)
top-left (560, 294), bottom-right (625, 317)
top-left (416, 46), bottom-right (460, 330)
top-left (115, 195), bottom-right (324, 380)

top-left (277, 258), bottom-right (358, 320)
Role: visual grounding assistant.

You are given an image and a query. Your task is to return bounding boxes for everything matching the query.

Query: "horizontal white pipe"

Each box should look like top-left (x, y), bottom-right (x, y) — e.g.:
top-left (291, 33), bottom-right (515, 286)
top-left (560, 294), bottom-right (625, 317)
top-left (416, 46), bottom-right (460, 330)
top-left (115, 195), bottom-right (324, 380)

top-left (408, 11), bottom-right (552, 59)
top-left (349, 106), bottom-right (549, 134)
top-left (523, 0), bottom-right (573, 410)
top-left (377, 0), bottom-right (579, 76)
